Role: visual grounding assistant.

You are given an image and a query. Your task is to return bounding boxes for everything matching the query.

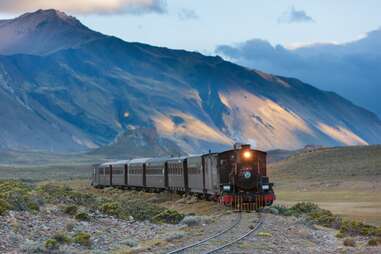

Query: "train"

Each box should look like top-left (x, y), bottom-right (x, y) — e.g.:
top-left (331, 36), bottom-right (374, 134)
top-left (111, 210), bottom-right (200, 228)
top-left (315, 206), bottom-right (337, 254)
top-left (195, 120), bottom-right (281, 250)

top-left (91, 143), bottom-right (275, 209)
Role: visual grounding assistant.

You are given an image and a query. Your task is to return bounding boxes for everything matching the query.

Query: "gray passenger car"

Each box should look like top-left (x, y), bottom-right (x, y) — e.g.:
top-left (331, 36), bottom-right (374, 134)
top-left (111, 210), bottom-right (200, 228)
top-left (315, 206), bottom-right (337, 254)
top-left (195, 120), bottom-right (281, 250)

top-left (167, 157), bottom-right (187, 191)
top-left (128, 158), bottom-right (151, 188)
top-left (92, 160), bottom-right (129, 187)
top-left (110, 160), bottom-right (129, 186)
top-left (187, 155), bottom-right (203, 193)
top-left (146, 157), bottom-right (168, 189)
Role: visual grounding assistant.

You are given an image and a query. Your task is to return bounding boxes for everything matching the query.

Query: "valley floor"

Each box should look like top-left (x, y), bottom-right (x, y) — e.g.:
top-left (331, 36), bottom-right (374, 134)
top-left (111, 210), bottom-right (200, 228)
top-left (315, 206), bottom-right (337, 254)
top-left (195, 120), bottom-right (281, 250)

top-left (272, 179), bottom-right (381, 226)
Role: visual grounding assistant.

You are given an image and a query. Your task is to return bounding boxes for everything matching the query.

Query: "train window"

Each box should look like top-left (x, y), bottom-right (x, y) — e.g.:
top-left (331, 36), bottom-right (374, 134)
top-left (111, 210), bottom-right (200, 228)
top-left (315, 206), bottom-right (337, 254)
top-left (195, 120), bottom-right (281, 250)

top-left (113, 169), bottom-right (123, 175)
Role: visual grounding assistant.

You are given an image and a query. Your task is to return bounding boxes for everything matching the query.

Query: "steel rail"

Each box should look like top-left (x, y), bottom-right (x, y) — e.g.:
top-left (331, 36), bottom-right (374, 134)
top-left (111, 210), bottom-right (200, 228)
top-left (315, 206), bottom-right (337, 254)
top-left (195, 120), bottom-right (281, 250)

top-left (203, 214), bottom-right (263, 254)
top-left (166, 212), bottom-right (242, 254)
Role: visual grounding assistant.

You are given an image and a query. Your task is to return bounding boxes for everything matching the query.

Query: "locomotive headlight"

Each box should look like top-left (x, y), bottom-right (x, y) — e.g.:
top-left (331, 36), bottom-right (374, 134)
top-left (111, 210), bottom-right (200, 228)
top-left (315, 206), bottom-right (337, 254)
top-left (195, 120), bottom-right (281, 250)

top-left (262, 185), bottom-right (269, 190)
top-left (223, 185), bottom-right (231, 192)
top-left (243, 150), bottom-right (252, 160)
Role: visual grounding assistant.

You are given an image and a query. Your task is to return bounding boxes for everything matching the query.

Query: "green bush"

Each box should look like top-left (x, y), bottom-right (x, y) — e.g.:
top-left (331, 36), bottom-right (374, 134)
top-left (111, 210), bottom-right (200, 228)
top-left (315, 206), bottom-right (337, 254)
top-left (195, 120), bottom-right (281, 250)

top-left (73, 232), bottom-right (91, 247)
top-left (339, 220), bottom-right (378, 236)
top-left (368, 238), bottom-right (380, 246)
top-left (45, 239), bottom-right (59, 250)
top-left (99, 202), bottom-right (120, 216)
top-left (151, 209), bottom-right (184, 224)
top-left (290, 202), bottom-right (319, 215)
top-left (272, 205), bottom-right (292, 216)
top-left (63, 205), bottom-right (78, 216)
top-left (53, 232), bottom-right (71, 244)
top-left (0, 181), bottom-right (41, 213)
top-left (75, 212), bottom-right (90, 221)
top-left (37, 184), bottom-right (96, 206)
top-left (0, 199), bottom-right (10, 215)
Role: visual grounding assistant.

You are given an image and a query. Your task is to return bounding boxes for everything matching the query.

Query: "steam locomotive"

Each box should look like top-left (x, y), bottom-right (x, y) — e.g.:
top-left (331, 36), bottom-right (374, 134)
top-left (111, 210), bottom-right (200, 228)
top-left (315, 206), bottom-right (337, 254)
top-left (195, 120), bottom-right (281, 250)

top-left (91, 144), bottom-right (275, 209)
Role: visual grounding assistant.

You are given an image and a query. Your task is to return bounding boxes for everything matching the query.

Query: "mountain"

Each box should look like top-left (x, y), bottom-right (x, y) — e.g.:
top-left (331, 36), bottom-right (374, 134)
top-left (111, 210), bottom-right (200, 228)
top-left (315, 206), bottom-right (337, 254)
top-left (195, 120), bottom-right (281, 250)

top-left (0, 10), bottom-right (381, 154)
top-left (216, 28), bottom-right (381, 118)
top-left (0, 9), bottom-right (104, 55)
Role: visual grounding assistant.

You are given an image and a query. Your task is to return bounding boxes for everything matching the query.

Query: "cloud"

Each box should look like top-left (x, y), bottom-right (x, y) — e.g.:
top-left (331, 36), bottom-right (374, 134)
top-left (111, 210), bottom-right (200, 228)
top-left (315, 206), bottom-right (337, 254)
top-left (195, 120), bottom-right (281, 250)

top-left (278, 6), bottom-right (314, 23)
top-left (215, 28), bottom-right (381, 117)
top-left (178, 9), bottom-right (198, 21)
top-left (0, 0), bottom-right (167, 15)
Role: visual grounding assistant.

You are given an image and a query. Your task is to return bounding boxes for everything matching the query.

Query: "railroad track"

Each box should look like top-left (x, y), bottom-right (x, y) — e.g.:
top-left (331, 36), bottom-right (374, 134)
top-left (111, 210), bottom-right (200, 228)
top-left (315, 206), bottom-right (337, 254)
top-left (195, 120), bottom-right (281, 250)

top-left (166, 212), bottom-right (263, 254)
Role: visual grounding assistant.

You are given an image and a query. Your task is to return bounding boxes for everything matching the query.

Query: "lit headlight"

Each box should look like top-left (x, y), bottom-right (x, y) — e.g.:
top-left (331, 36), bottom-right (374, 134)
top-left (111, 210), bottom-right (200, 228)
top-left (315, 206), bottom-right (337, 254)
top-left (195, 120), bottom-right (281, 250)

top-left (262, 185), bottom-right (269, 190)
top-left (223, 185), bottom-right (231, 191)
top-left (243, 150), bottom-right (252, 159)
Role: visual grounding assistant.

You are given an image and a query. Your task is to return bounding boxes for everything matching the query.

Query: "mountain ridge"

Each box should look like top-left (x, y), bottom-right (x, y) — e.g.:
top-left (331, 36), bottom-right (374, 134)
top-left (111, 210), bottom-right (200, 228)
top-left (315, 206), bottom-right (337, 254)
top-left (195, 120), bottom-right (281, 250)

top-left (0, 9), bottom-right (380, 154)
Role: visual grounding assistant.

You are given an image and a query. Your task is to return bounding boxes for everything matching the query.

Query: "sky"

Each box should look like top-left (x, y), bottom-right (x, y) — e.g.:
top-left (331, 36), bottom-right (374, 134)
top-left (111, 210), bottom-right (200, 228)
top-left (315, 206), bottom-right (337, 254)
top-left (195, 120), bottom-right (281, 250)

top-left (0, 0), bottom-right (380, 54)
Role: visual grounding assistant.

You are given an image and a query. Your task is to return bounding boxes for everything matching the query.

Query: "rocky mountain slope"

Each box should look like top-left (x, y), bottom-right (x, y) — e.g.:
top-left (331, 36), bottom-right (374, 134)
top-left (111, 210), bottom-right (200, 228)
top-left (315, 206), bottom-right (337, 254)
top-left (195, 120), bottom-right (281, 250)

top-left (0, 9), bottom-right (104, 55)
top-left (0, 10), bottom-right (381, 153)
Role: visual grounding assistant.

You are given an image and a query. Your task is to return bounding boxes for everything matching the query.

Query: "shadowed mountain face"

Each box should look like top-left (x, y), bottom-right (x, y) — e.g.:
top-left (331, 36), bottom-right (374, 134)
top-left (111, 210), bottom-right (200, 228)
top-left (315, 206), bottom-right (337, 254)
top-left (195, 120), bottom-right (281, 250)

top-left (0, 10), bottom-right (381, 154)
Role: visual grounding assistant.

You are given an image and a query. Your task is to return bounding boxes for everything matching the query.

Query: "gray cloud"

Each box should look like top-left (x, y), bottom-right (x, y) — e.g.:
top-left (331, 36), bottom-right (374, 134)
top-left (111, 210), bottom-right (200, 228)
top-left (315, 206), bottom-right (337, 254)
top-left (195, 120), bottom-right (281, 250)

top-left (216, 28), bottom-right (381, 118)
top-left (278, 6), bottom-right (314, 23)
top-left (178, 8), bottom-right (198, 21)
top-left (0, 0), bottom-right (167, 15)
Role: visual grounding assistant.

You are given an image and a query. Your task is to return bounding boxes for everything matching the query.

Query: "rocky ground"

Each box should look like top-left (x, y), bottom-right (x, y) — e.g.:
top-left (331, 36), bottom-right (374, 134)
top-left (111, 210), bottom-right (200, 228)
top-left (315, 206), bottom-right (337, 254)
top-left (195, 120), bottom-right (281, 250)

top-left (0, 205), bottom-right (182, 253)
top-left (0, 181), bottom-right (380, 253)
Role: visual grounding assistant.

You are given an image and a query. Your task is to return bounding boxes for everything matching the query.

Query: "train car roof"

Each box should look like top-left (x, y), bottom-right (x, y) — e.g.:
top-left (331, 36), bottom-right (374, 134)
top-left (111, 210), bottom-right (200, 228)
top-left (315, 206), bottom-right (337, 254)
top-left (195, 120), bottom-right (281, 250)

top-left (99, 160), bottom-right (129, 167)
top-left (128, 158), bottom-right (152, 164)
top-left (147, 157), bottom-right (170, 164)
top-left (166, 156), bottom-right (188, 162)
top-left (187, 154), bottom-right (203, 158)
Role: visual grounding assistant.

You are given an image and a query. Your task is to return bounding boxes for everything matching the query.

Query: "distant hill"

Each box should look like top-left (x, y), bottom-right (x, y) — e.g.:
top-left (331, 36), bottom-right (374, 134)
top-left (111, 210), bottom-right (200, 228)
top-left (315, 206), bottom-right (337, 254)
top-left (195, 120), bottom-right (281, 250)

top-left (269, 145), bottom-right (381, 180)
top-left (1, 9), bottom-right (381, 153)
top-left (89, 127), bottom-right (186, 158)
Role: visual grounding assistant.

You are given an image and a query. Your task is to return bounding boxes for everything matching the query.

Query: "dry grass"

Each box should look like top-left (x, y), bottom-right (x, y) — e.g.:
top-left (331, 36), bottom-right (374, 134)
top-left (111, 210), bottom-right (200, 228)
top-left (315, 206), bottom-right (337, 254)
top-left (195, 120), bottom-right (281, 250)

top-left (270, 145), bottom-right (381, 226)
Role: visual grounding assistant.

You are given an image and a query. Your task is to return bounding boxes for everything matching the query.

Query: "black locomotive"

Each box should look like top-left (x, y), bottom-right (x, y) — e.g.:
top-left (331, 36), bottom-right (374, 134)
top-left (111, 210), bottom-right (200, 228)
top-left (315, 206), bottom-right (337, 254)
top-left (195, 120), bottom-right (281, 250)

top-left (92, 143), bottom-right (275, 209)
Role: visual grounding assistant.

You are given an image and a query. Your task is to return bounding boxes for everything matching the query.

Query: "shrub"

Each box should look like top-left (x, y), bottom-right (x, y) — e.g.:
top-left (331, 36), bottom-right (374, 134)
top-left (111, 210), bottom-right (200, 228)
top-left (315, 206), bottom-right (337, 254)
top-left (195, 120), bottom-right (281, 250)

top-left (100, 202), bottom-right (120, 216)
top-left (164, 231), bottom-right (187, 241)
top-left (152, 209), bottom-right (184, 224)
top-left (343, 238), bottom-right (356, 247)
top-left (119, 200), bottom-right (165, 221)
top-left (272, 205), bottom-right (293, 216)
top-left (63, 205), bottom-right (78, 216)
top-left (0, 199), bottom-right (10, 215)
top-left (37, 184), bottom-right (96, 206)
top-left (181, 216), bottom-right (203, 226)
top-left (45, 239), bottom-right (59, 250)
top-left (290, 202), bottom-right (319, 215)
top-left (0, 181), bottom-right (41, 213)
top-left (368, 238), bottom-right (380, 246)
top-left (20, 240), bottom-right (44, 253)
top-left (335, 232), bottom-right (345, 238)
top-left (75, 212), bottom-right (90, 221)
top-left (53, 232), bottom-right (71, 244)
top-left (339, 220), bottom-right (377, 236)
top-left (73, 232), bottom-right (91, 247)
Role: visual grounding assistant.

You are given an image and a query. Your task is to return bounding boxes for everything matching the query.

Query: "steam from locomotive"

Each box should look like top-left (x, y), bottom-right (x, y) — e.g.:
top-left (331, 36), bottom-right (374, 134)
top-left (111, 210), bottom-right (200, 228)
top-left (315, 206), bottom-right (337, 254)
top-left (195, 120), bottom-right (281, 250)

top-left (91, 143), bottom-right (275, 209)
